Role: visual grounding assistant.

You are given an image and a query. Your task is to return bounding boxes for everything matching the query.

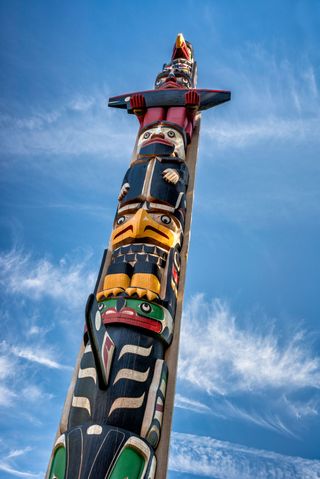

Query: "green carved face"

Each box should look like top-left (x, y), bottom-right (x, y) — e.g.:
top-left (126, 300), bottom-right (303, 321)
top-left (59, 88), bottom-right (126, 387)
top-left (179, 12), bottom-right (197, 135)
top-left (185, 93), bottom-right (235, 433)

top-left (49, 446), bottom-right (66, 479)
top-left (108, 446), bottom-right (145, 479)
top-left (98, 298), bottom-right (164, 321)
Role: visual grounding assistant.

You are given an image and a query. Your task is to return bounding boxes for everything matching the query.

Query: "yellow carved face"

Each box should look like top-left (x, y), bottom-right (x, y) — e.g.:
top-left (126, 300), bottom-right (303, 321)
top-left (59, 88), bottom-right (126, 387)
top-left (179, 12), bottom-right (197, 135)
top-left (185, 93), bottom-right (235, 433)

top-left (111, 208), bottom-right (181, 250)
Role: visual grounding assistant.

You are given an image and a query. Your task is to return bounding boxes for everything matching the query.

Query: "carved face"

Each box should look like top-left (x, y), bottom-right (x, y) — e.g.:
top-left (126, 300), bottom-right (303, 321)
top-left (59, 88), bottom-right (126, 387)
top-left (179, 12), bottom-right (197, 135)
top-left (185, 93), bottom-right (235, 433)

top-left (137, 125), bottom-right (185, 160)
top-left (155, 59), bottom-right (194, 89)
top-left (98, 297), bottom-right (173, 344)
top-left (112, 207), bottom-right (182, 250)
top-left (48, 427), bottom-right (156, 479)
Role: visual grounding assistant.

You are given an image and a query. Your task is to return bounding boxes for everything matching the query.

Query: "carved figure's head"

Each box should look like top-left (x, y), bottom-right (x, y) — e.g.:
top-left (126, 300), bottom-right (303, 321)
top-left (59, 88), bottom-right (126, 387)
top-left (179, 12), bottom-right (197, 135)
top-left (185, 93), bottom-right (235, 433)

top-left (111, 206), bottom-right (182, 250)
top-left (48, 426), bottom-right (156, 479)
top-left (137, 123), bottom-right (186, 160)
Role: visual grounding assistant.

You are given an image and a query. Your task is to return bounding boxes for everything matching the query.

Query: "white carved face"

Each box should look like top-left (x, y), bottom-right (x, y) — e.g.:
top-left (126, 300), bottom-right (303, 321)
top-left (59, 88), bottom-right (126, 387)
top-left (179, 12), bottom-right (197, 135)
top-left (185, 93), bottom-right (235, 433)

top-left (137, 125), bottom-right (185, 160)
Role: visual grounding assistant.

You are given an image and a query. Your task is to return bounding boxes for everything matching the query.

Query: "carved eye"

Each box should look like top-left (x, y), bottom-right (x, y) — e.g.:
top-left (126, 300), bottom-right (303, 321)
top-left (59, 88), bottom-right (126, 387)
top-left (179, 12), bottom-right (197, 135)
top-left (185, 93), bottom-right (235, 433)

top-left (140, 302), bottom-right (152, 313)
top-left (143, 131), bottom-right (151, 139)
top-left (117, 216), bottom-right (126, 225)
top-left (161, 215), bottom-right (171, 225)
top-left (167, 130), bottom-right (176, 138)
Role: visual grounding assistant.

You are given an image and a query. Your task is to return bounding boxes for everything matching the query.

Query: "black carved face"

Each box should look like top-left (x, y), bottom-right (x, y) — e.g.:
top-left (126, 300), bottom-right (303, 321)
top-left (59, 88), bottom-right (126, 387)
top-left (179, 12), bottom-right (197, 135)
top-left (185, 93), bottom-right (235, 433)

top-left (48, 425), bottom-right (156, 479)
top-left (154, 59), bottom-right (195, 89)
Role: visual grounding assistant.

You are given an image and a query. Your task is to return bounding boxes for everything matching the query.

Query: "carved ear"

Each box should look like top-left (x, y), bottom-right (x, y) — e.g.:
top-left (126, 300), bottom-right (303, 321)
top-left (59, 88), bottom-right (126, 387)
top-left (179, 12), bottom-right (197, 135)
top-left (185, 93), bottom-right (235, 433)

top-left (85, 294), bottom-right (115, 390)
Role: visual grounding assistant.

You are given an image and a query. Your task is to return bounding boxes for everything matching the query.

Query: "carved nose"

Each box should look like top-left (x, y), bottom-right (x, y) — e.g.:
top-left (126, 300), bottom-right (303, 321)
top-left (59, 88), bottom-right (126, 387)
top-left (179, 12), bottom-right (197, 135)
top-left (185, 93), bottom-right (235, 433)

top-left (151, 133), bottom-right (165, 140)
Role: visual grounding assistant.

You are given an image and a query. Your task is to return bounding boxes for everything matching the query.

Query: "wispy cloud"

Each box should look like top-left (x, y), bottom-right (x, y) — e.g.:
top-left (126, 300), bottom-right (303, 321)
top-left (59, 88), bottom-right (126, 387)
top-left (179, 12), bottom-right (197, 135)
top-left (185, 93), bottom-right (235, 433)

top-left (1, 340), bottom-right (71, 371)
top-left (202, 44), bottom-right (320, 150)
top-left (10, 344), bottom-right (71, 370)
top-left (0, 92), bottom-right (135, 158)
top-left (179, 295), bottom-right (320, 395)
top-left (174, 393), bottom-right (298, 437)
top-left (175, 394), bottom-right (211, 414)
top-left (0, 447), bottom-right (42, 478)
top-left (0, 248), bottom-right (95, 304)
top-left (176, 295), bottom-right (320, 437)
top-left (203, 117), bottom-right (320, 149)
top-left (169, 431), bottom-right (320, 478)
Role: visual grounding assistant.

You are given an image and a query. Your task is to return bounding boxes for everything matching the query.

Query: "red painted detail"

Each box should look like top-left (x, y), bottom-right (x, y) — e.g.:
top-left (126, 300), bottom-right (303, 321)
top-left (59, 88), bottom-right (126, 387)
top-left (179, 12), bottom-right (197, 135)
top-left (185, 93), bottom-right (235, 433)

top-left (172, 45), bottom-right (191, 61)
top-left (102, 309), bottom-right (162, 334)
top-left (172, 266), bottom-right (179, 285)
top-left (159, 80), bottom-right (185, 90)
top-left (141, 137), bottom-right (173, 148)
top-left (113, 225), bottom-right (133, 240)
top-left (156, 403), bottom-right (164, 412)
top-left (130, 93), bottom-right (146, 110)
top-left (103, 334), bottom-right (113, 372)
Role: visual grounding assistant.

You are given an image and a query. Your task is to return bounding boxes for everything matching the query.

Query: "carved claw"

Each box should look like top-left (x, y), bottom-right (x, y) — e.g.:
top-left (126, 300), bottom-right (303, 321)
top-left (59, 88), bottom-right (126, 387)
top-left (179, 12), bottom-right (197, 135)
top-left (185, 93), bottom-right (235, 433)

top-left (125, 287), bottom-right (159, 301)
top-left (162, 168), bottom-right (180, 184)
top-left (98, 288), bottom-right (125, 299)
top-left (118, 182), bottom-right (130, 201)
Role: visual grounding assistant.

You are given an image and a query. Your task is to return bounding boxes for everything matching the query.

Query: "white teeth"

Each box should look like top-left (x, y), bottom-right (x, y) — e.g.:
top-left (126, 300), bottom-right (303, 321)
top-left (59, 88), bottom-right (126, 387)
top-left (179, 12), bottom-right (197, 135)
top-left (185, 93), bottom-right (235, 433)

top-left (105, 310), bottom-right (114, 315)
top-left (125, 310), bottom-right (134, 315)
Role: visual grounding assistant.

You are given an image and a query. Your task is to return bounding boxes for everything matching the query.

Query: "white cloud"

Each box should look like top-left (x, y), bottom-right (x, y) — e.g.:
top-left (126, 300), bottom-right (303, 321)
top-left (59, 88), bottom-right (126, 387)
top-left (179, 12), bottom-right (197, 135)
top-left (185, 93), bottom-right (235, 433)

top-left (202, 117), bottom-right (320, 149)
top-left (0, 447), bottom-right (42, 478)
top-left (2, 341), bottom-right (72, 371)
top-left (179, 295), bottom-right (320, 395)
top-left (7, 448), bottom-right (31, 460)
top-left (0, 248), bottom-right (95, 304)
top-left (174, 393), bottom-right (297, 437)
top-left (169, 432), bottom-right (320, 479)
top-left (0, 92), bottom-right (135, 158)
top-left (21, 385), bottom-right (53, 402)
top-left (0, 463), bottom-right (41, 478)
top-left (174, 394), bottom-right (211, 414)
top-left (0, 385), bottom-right (17, 407)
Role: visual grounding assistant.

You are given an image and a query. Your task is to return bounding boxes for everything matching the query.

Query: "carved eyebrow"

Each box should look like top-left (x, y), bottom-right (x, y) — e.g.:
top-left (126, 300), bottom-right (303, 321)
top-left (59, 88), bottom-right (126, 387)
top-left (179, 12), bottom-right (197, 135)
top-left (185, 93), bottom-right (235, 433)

top-left (149, 202), bottom-right (175, 213)
top-left (117, 203), bottom-right (141, 214)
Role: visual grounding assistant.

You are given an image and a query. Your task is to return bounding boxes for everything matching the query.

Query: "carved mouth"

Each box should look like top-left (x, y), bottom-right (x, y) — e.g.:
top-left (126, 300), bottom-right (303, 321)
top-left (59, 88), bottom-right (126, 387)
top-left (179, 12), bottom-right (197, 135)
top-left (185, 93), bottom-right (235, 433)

top-left (113, 225), bottom-right (133, 240)
top-left (159, 81), bottom-right (185, 90)
top-left (102, 308), bottom-right (161, 334)
top-left (141, 138), bottom-right (173, 147)
top-left (144, 225), bottom-right (169, 239)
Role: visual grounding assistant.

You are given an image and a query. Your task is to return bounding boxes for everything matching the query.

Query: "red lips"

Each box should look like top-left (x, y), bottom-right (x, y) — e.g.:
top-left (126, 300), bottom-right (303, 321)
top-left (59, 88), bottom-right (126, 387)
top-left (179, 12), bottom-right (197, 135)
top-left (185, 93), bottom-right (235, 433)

top-left (102, 307), bottom-right (161, 333)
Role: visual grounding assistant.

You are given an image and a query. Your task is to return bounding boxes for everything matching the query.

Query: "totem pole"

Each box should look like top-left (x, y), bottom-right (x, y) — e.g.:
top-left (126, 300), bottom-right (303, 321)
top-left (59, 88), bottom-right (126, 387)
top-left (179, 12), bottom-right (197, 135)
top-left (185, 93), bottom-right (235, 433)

top-left (48, 34), bottom-right (230, 478)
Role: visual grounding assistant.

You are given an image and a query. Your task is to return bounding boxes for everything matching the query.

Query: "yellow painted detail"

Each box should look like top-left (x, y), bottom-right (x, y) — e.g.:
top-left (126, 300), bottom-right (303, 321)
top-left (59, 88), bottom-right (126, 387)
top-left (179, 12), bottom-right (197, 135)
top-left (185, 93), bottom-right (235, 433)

top-left (96, 287), bottom-right (124, 301)
top-left (131, 273), bottom-right (161, 295)
top-left (125, 287), bottom-right (159, 302)
top-left (103, 273), bottom-right (130, 290)
top-left (112, 209), bottom-right (178, 249)
top-left (176, 33), bottom-right (185, 48)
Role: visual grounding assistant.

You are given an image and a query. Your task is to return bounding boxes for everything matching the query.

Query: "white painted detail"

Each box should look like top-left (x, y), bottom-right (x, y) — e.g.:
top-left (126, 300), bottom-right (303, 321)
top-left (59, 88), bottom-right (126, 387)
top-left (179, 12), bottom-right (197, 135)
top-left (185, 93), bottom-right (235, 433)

top-left (87, 424), bottom-right (102, 435)
top-left (119, 344), bottom-right (153, 359)
top-left (78, 367), bottom-right (97, 384)
top-left (72, 396), bottom-right (91, 415)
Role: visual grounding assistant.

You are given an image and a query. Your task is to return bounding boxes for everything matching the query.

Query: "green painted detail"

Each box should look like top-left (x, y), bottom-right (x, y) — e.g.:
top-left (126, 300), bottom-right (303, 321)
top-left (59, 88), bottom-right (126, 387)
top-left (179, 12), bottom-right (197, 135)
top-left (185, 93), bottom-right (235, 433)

top-left (126, 299), bottom-right (163, 321)
top-left (99, 298), bottom-right (118, 311)
top-left (49, 446), bottom-right (66, 479)
top-left (100, 298), bottom-right (164, 321)
top-left (108, 446), bottom-right (145, 479)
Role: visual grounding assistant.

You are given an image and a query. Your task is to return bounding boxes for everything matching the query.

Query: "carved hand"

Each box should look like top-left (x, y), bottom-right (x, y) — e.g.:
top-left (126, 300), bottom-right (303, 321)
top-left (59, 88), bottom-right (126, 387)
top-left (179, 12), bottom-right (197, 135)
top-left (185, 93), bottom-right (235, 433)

top-left (130, 94), bottom-right (146, 113)
top-left (162, 168), bottom-right (180, 184)
top-left (185, 89), bottom-right (200, 108)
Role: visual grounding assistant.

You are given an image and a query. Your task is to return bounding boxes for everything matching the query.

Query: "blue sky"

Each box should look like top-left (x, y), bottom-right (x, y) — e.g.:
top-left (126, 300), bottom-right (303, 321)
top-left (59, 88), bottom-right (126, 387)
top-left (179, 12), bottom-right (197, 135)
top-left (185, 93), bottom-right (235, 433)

top-left (0, 0), bottom-right (320, 477)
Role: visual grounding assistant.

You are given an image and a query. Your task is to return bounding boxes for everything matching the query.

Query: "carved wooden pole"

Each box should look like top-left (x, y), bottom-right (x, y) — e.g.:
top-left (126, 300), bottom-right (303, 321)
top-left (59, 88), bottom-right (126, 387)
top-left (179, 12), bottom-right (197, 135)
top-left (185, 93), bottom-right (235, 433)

top-left (47, 34), bottom-right (230, 479)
